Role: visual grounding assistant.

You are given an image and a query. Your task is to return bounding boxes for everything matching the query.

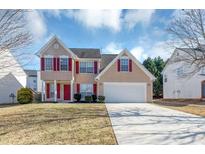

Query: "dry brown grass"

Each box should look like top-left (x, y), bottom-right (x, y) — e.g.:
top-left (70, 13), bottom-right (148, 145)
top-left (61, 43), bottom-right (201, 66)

top-left (0, 103), bottom-right (117, 145)
top-left (153, 99), bottom-right (205, 117)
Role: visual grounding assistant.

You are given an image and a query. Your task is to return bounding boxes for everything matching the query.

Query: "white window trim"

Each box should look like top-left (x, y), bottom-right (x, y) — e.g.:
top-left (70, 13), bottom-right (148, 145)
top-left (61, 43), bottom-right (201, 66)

top-left (79, 61), bottom-right (94, 74)
top-left (176, 67), bottom-right (184, 77)
top-left (60, 56), bottom-right (69, 72)
top-left (45, 57), bottom-right (53, 71)
top-left (120, 56), bottom-right (129, 72)
top-left (80, 84), bottom-right (93, 98)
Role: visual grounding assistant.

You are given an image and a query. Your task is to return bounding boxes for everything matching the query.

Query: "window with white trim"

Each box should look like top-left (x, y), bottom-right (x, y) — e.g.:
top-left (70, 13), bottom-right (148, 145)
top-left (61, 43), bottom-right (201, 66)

top-left (176, 67), bottom-right (183, 76)
top-left (201, 67), bottom-right (205, 75)
top-left (80, 84), bottom-right (93, 98)
top-left (50, 83), bottom-right (55, 98)
top-left (80, 62), bottom-right (94, 73)
top-left (60, 58), bottom-right (68, 71)
top-left (45, 58), bottom-right (53, 71)
top-left (120, 58), bottom-right (129, 72)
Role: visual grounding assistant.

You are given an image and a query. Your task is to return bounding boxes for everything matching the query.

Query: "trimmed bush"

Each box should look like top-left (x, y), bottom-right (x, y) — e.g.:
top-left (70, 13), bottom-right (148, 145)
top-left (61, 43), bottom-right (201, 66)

top-left (34, 92), bottom-right (41, 102)
top-left (74, 93), bottom-right (81, 102)
top-left (17, 88), bottom-right (33, 104)
top-left (98, 95), bottom-right (105, 103)
top-left (85, 95), bottom-right (92, 103)
top-left (92, 94), bottom-right (97, 102)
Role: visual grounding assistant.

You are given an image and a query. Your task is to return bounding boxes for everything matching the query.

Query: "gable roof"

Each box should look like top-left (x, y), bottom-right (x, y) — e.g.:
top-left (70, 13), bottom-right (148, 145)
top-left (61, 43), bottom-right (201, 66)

top-left (96, 49), bottom-right (156, 80)
top-left (100, 54), bottom-right (118, 72)
top-left (162, 47), bottom-right (205, 74)
top-left (36, 36), bottom-right (77, 59)
top-left (70, 48), bottom-right (101, 59)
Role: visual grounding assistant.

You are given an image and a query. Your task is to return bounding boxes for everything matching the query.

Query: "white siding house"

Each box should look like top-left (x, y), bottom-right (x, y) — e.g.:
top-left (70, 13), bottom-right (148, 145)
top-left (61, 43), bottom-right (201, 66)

top-left (25, 70), bottom-right (38, 92)
top-left (162, 48), bottom-right (205, 99)
top-left (0, 50), bottom-right (27, 104)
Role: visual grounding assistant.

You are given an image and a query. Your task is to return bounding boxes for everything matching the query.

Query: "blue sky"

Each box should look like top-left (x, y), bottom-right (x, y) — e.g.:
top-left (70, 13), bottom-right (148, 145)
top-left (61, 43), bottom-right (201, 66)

top-left (24, 9), bottom-right (176, 70)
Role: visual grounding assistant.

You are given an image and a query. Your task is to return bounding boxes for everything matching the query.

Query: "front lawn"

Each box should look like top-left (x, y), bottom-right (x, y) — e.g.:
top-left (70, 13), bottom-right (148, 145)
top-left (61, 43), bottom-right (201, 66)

top-left (0, 103), bottom-right (117, 145)
top-left (153, 99), bottom-right (205, 117)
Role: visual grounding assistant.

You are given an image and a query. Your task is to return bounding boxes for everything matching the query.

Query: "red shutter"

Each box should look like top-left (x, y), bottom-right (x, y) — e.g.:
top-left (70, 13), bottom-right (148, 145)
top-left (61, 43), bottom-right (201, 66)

top-left (129, 59), bottom-right (132, 72)
top-left (57, 57), bottom-right (60, 71)
top-left (93, 84), bottom-right (97, 95)
top-left (94, 61), bottom-right (98, 74)
top-left (77, 83), bottom-right (80, 93)
top-left (57, 83), bottom-right (60, 99)
top-left (117, 59), bottom-right (120, 72)
top-left (41, 57), bottom-right (45, 71)
top-left (53, 57), bottom-right (56, 71)
top-left (76, 61), bottom-right (79, 74)
top-left (69, 58), bottom-right (72, 71)
top-left (46, 83), bottom-right (50, 99)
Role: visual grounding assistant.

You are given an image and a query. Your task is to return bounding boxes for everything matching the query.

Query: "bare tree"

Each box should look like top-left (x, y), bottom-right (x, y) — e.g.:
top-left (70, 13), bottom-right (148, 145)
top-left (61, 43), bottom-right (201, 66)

top-left (0, 9), bottom-right (33, 70)
top-left (167, 9), bottom-right (205, 75)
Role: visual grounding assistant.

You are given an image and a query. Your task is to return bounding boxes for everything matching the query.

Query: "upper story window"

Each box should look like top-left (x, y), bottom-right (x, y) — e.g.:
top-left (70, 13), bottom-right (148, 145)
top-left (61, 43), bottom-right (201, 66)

top-left (80, 61), bottom-right (94, 73)
top-left (60, 57), bottom-right (68, 71)
top-left (176, 67), bottom-right (183, 77)
top-left (45, 58), bottom-right (53, 71)
top-left (120, 58), bottom-right (129, 72)
top-left (201, 67), bottom-right (205, 75)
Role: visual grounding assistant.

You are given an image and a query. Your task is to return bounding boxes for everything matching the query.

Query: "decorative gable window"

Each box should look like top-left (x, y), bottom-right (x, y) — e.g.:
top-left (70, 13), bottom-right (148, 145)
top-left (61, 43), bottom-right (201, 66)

top-left (45, 58), bottom-right (53, 71)
top-left (80, 61), bottom-right (94, 73)
top-left (120, 57), bottom-right (129, 72)
top-left (201, 67), bottom-right (205, 75)
top-left (60, 57), bottom-right (68, 71)
top-left (176, 67), bottom-right (183, 76)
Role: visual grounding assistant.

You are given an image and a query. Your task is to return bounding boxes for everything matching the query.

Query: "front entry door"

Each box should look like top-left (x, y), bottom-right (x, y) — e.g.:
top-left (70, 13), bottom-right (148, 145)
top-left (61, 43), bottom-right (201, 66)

top-left (64, 84), bottom-right (71, 100)
top-left (202, 81), bottom-right (205, 98)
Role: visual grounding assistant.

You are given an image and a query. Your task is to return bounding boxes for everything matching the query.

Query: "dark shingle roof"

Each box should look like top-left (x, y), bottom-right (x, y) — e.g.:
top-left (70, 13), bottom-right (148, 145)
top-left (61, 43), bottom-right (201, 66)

top-left (100, 54), bottom-right (118, 71)
top-left (24, 70), bottom-right (37, 77)
top-left (69, 48), bottom-right (101, 58)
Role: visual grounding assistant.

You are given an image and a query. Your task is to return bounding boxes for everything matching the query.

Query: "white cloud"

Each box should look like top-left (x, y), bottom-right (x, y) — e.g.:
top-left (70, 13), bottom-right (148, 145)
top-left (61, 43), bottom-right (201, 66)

top-left (148, 41), bottom-right (173, 60)
top-left (130, 47), bottom-right (148, 62)
top-left (26, 10), bottom-right (47, 40)
top-left (124, 10), bottom-right (155, 29)
top-left (44, 9), bottom-right (62, 18)
top-left (103, 42), bottom-right (123, 54)
top-left (103, 42), bottom-right (148, 62)
top-left (65, 10), bottom-right (122, 32)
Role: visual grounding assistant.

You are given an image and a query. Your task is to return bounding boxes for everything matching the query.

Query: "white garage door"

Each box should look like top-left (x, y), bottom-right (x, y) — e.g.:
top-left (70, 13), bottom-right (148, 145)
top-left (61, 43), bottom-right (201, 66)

top-left (103, 82), bottom-right (146, 103)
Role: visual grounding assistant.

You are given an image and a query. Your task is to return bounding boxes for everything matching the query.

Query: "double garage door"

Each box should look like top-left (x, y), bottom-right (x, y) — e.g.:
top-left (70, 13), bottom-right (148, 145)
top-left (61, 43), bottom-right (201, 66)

top-left (103, 82), bottom-right (147, 103)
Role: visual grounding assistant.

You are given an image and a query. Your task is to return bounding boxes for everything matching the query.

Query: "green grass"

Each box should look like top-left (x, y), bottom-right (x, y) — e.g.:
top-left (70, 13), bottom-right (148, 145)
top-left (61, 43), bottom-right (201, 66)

top-left (0, 103), bottom-right (117, 145)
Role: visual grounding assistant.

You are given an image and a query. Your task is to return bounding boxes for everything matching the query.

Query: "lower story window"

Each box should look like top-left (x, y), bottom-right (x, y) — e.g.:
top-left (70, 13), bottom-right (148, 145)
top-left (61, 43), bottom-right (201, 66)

top-left (50, 83), bottom-right (55, 98)
top-left (80, 84), bottom-right (93, 98)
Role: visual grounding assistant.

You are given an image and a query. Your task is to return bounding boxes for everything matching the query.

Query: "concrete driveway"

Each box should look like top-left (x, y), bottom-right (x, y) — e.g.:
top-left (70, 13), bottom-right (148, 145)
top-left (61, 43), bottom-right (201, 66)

top-left (106, 103), bottom-right (205, 144)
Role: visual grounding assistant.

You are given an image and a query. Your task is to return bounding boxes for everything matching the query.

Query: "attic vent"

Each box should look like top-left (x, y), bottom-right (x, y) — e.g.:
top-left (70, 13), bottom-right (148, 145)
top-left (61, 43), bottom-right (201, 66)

top-left (53, 43), bottom-right (59, 49)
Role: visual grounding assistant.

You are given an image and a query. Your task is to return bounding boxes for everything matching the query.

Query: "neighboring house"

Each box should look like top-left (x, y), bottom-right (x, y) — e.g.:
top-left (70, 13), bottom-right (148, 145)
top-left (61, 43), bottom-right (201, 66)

top-left (24, 69), bottom-right (38, 92)
top-left (162, 48), bottom-right (205, 99)
top-left (37, 36), bottom-right (155, 103)
top-left (0, 50), bottom-right (27, 104)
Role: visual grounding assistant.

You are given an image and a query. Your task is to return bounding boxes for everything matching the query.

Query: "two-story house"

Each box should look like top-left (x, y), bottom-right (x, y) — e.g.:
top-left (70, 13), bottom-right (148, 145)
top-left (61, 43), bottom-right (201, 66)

top-left (37, 36), bottom-right (155, 103)
top-left (162, 48), bottom-right (205, 99)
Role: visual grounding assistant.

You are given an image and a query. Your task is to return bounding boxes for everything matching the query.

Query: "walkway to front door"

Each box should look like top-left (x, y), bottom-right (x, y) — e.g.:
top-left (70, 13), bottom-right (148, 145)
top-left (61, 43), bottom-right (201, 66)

top-left (106, 103), bottom-right (205, 144)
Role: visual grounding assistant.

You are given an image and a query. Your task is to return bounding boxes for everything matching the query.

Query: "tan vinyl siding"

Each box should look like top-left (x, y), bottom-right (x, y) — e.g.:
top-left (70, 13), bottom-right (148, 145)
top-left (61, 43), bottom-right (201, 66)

top-left (98, 56), bottom-right (153, 102)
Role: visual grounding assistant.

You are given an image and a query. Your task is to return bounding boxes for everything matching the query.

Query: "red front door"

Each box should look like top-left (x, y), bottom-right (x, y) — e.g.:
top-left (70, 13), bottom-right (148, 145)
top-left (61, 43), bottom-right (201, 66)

top-left (64, 84), bottom-right (71, 100)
